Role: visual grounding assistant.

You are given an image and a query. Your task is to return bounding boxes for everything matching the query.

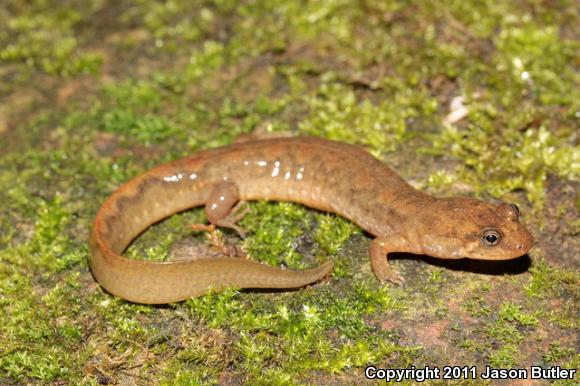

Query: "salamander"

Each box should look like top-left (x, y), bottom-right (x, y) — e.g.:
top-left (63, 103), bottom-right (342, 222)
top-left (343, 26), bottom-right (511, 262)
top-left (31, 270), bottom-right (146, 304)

top-left (89, 137), bottom-right (534, 304)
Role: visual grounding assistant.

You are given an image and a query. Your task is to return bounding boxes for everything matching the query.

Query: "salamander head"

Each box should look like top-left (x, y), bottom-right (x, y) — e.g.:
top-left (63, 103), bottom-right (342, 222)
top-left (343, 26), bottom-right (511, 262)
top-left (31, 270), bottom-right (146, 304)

top-left (421, 197), bottom-right (534, 260)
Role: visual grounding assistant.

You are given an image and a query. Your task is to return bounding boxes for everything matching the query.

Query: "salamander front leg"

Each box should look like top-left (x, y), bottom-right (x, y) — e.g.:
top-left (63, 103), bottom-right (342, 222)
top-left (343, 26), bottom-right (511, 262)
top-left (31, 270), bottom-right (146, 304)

top-left (370, 237), bottom-right (405, 285)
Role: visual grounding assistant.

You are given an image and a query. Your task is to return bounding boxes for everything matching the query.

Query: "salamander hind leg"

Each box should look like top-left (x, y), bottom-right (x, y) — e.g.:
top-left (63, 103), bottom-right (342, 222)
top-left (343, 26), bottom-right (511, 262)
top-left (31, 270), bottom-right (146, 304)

top-left (370, 237), bottom-right (405, 285)
top-left (191, 181), bottom-right (249, 258)
top-left (205, 180), bottom-right (248, 238)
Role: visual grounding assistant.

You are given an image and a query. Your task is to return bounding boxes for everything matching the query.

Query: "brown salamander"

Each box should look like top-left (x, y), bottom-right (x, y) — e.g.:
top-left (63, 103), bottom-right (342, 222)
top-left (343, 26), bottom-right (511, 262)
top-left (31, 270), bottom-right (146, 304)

top-left (90, 137), bottom-right (534, 304)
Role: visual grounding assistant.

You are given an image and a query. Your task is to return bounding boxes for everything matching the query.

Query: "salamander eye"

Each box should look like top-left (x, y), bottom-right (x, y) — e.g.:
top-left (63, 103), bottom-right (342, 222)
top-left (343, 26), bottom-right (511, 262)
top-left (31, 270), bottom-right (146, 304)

top-left (481, 230), bottom-right (501, 247)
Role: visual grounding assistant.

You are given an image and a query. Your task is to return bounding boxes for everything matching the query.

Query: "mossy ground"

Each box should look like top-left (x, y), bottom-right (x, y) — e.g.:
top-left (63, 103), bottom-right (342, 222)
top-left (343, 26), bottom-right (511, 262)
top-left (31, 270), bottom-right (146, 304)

top-left (0, 0), bottom-right (578, 384)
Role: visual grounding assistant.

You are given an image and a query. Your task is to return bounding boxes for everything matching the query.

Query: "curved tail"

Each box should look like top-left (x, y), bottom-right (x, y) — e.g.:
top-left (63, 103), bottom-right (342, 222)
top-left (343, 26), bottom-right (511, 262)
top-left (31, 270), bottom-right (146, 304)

top-left (89, 160), bottom-right (333, 304)
top-left (90, 238), bottom-right (334, 304)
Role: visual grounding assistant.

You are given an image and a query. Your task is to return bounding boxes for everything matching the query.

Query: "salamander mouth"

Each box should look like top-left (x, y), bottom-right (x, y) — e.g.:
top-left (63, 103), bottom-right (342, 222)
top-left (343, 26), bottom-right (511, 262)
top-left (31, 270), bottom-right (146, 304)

top-left (465, 245), bottom-right (532, 260)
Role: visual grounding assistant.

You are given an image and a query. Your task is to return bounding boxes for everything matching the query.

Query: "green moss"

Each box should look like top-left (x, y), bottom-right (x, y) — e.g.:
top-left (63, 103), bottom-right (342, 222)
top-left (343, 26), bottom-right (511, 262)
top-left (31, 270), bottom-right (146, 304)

top-left (525, 258), bottom-right (580, 299)
top-left (314, 215), bottom-right (352, 249)
top-left (494, 19), bottom-right (579, 106)
top-left (458, 338), bottom-right (484, 353)
top-left (0, 270), bottom-right (86, 382)
top-left (483, 299), bottom-right (546, 370)
top-left (415, 5), bottom-right (579, 211)
top-left (498, 302), bottom-right (539, 327)
top-left (463, 296), bottom-right (491, 318)
top-left (488, 344), bottom-right (518, 368)
top-left (299, 82), bottom-right (437, 154)
top-left (487, 321), bottom-right (522, 345)
top-left (241, 202), bottom-right (315, 269)
top-left (126, 209), bottom-right (204, 262)
top-left (543, 343), bottom-right (575, 365)
top-left (426, 123), bottom-right (579, 211)
top-left (0, 1), bottom-right (103, 76)
top-left (176, 283), bottom-right (408, 382)
top-left (0, 195), bottom-right (82, 274)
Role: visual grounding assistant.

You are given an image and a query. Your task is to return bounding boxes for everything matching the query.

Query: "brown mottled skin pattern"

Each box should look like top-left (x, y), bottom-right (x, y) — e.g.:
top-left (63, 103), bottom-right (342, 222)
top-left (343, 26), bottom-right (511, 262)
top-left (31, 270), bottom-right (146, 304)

top-left (90, 137), bottom-right (534, 304)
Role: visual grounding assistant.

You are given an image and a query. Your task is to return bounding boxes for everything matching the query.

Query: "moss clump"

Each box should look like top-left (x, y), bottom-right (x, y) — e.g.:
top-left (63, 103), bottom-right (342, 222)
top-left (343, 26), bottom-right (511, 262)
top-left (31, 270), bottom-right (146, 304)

top-left (0, 1), bottom-right (103, 77)
top-left (498, 302), bottom-right (539, 326)
top-left (241, 202), bottom-right (316, 268)
top-left (300, 82), bottom-right (438, 154)
top-left (428, 123), bottom-right (579, 211)
top-left (485, 304), bottom-right (536, 369)
top-left (179, 283), bottom-right (408, 382)
top-left (488, 344), bottom-right (519, 368)
top-left (525, 258), bottom-right (580, 299)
